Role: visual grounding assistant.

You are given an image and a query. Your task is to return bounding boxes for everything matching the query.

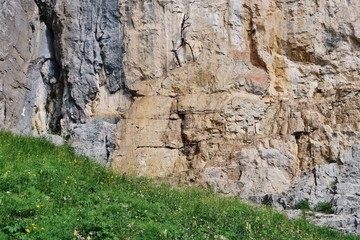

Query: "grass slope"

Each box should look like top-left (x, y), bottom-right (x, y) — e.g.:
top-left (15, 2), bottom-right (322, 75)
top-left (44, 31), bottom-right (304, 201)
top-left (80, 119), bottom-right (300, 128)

top-left (0, 131), bottom-right (358, 240)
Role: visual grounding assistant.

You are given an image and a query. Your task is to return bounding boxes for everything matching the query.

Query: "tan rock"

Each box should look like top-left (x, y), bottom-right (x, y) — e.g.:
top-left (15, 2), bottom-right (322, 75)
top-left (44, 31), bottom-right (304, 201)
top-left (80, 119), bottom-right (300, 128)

top-left (113, 147), bottom-right (179, 178)
top-left (128, 96), bottom-right (174, 119)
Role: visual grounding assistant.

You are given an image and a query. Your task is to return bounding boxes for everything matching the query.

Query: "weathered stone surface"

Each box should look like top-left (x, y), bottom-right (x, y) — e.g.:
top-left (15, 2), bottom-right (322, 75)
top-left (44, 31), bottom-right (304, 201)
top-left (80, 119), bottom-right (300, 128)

top-left (0, 0), bottom-right (130, 161)
top-left (280, 145), bottom-right (360, 233)
top-left (69, 120), bottom-right (117, 166)
top-left (1, 0), bottom-right (360, 233)
top-left (309, 213), bottom-right (360, 234)
top-left (0, 0), bottom-right (44, 133)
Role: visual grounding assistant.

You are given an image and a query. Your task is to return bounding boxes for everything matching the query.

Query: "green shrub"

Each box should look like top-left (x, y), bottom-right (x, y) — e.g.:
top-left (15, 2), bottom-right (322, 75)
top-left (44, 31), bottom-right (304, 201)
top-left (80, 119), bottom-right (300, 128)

top-left (315, 202), bottom-right (335, 214)
top-left (294, 199), bottom-right (311, 210)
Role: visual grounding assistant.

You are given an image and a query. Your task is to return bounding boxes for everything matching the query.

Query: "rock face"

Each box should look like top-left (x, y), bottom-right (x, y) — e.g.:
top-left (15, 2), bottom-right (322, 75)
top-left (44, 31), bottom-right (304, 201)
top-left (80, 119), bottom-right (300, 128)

top-left (1, 0), bottom-right (360, 233)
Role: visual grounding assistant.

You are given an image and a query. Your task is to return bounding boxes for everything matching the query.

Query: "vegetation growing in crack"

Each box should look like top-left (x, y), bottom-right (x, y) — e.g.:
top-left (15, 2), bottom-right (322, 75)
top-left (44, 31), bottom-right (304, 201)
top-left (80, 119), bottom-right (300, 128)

top-left (315, 202), bottom-right (335, 214)
top-left (294, 199), bottom-right (311, 211)
top-left (294, 199), bottom-right (335, 214)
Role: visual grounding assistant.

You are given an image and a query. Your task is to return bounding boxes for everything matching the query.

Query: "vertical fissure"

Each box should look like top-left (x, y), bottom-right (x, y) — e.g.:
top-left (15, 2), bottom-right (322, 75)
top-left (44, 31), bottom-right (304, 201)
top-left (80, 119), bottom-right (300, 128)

top-left (35, 1), bottom-right (64, 134)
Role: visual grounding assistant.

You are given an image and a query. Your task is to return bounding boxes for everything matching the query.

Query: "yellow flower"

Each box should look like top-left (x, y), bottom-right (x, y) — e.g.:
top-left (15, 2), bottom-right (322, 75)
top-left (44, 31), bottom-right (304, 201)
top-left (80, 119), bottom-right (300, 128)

top-left (31, 223), bottom-right (36, 227)
top-left (36, 204), bottom-right (41, 208)
top-left (41, 227), bottom-right (45, 231)
top-left (25, 228), bottom-right (31, 233)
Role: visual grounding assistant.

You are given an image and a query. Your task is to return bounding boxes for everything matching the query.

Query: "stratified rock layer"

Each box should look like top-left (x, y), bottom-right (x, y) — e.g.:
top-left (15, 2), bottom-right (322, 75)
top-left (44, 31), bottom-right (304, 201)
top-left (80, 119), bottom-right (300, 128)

top-left (1, 0), bottom-right (360, 233)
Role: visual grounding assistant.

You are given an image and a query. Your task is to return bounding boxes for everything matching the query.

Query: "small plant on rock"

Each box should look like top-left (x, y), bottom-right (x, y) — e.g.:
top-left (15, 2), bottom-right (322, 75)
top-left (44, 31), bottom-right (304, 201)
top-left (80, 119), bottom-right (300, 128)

top-left (294, 199), bottom-right (311, 210)
top-left (314, 202), bottom-right (334, 214)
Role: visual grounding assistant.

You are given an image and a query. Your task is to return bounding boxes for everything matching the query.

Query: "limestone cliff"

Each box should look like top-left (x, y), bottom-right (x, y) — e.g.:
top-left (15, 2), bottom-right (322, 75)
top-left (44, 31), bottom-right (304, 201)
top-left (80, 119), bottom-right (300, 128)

top-left (1, 0), bottom-right (360, 233)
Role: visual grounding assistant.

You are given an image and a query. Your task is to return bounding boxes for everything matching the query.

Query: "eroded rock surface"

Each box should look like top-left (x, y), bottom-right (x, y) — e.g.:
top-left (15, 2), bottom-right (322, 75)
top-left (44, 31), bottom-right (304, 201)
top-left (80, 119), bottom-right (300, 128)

top-left (1, 0), bottom-right (360, 233)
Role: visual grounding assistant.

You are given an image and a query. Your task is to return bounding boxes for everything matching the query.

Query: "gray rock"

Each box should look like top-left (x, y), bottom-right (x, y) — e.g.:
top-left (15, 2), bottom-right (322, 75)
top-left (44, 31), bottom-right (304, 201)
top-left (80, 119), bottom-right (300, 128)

top-left (0, 0), bottom-right (39, 133)
top-left (43, 134), bottom-right (64, 146)
top-left (309, 213), bottom-right (360, 233)
top-left (284, 146), bottom-right (360, 233)
top-left (69, 120), bottom-right (117, 167)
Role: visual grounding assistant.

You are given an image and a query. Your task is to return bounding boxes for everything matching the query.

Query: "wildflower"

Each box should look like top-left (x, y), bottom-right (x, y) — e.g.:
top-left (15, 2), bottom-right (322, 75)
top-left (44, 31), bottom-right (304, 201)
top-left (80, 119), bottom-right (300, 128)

top-left (25, 228), bottom-right (31, 233)
top-left (162, 229), bottom-right (168, 237)
top-left (41, 227), bottom-right (45, 230)
top-left (31, 223), bottom-right (36, 227)
top-left (36, 204), bottom-right (41, 208)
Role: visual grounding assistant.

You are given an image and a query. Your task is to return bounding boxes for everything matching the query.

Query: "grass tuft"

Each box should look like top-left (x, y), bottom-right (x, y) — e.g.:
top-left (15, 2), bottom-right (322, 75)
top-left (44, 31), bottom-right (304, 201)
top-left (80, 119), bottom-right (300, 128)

top-left (294, 199), bottom-right (311, 211)
top-left (0, 131), bottom-right (359, 239)
top-left (315, 201), bottom-right (335, 214)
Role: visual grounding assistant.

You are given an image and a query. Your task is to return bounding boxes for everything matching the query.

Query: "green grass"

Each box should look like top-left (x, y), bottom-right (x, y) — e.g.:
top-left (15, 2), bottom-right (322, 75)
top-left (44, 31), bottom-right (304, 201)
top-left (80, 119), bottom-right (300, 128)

top-left (294, 199), bottom-right (311, 211)
top-left (315, 202), bottom-right (335, 214)
top-left (0, 131), bottom-right (358, 240)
